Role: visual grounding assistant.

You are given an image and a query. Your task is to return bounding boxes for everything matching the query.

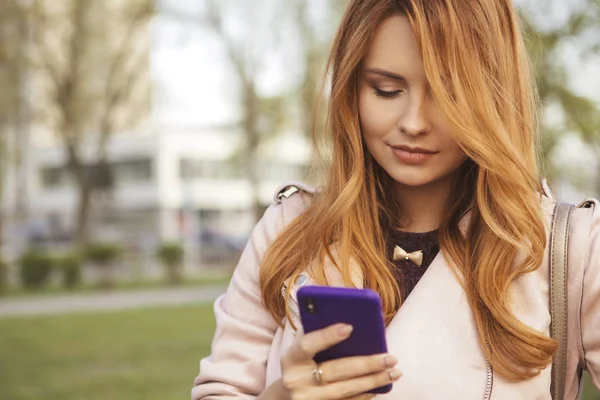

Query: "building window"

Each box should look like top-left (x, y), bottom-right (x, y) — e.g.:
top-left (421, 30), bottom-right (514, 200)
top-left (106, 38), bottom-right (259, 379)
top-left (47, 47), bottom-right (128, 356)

top-left (114, 158), bottom-right (152, 182)
top-left (40, 158), bottom-right (152, 189)
top-left (180, 159), bottom-right (244, 179)
top-left (41, 167), bottom-right (69, 188)
top-left (259, 163), bottom-right (308, 180)
top-left (180, 159), bottom-right (308, 181)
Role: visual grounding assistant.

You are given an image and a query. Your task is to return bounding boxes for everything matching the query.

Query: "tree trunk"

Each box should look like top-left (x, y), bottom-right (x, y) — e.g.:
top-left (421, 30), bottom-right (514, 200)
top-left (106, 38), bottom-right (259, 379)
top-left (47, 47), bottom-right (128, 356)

top-left (96, 261), bottom-right (115, 289)
top-left (65, 139), bottom-right (93, 252)
top-left (0, 127), bottom-right (5, 247)
top-left (12, 6), bottom-right (30, 253)
top-left (248, 153), bottom-right (262, 223)
top-left (0, 201), bottom-right (3, 247)
top-left (166, 262), bottom-right (182, 285)
top-left (243, 82), bottom-right (263, 223)
top-left (75, 183), bottom-right (92, 252)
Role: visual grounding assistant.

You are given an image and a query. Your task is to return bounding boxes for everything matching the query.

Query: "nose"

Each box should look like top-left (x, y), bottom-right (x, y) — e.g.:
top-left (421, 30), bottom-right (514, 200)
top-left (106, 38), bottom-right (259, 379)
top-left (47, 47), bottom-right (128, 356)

top-left (398, 92), bottom-right (430, 136)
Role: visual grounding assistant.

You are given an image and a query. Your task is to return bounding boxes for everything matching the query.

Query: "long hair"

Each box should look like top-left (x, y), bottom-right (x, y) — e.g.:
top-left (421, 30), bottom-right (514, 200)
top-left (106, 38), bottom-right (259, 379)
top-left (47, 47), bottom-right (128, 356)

top-left (260, 0), bottom-right (553, 382)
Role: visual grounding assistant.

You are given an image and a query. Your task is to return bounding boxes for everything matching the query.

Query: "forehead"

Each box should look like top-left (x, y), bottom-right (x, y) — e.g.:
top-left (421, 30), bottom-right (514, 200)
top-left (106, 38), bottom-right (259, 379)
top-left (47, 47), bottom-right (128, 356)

top-left (362, 14), bottom-right (426, 80)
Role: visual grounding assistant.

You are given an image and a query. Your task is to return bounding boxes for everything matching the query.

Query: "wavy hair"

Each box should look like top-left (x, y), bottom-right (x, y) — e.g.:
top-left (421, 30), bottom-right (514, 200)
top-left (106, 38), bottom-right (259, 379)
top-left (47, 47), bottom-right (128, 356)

top-left (260, 0), bottom-right (553, 382)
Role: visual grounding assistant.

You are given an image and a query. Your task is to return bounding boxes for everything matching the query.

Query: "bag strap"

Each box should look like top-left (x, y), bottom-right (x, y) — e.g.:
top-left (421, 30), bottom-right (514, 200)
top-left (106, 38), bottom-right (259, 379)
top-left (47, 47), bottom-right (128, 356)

top-left (550, 202), bottom-right (574, 400)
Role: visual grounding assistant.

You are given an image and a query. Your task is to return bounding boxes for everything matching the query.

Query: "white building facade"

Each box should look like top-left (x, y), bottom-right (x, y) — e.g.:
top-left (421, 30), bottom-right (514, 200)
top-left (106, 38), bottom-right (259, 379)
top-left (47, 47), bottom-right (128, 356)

top-left (2, 124), bottom-right (312, 267)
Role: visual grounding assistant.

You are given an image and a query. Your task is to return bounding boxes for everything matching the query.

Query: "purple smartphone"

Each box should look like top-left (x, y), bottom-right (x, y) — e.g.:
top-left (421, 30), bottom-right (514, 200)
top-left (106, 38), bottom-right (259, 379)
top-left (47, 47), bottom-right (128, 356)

top-left (297, 285), bottom-right (392, 394)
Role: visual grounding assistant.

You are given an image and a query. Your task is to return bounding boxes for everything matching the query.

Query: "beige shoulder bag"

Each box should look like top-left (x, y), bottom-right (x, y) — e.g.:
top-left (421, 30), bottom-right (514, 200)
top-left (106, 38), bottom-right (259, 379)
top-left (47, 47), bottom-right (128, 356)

top-left (549, 202), bottom-right (574, 400)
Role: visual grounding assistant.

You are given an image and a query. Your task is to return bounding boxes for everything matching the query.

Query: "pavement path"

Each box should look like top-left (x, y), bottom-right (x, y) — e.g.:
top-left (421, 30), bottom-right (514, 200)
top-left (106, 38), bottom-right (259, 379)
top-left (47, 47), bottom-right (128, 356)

top-left (0, 285), bottom-right (226, 317)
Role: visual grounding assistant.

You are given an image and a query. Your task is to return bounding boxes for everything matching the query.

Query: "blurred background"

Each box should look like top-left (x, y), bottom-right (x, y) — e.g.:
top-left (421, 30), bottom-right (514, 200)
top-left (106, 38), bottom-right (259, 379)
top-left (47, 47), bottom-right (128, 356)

top-left (0, 0), bottom-right (598, 399)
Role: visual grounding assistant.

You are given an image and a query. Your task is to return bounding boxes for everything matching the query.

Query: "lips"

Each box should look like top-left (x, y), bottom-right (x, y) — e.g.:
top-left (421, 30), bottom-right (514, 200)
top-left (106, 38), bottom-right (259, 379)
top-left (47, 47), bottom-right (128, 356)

top-left (389, 145), bottom-right (438, 165)
top-left (391, 145), bottom-right (437, 154)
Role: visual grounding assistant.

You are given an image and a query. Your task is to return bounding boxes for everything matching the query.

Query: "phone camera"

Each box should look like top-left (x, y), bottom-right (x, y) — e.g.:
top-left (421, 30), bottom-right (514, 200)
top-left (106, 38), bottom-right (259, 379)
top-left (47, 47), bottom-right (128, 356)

top-left (306, 298), bottom-right (317, 314)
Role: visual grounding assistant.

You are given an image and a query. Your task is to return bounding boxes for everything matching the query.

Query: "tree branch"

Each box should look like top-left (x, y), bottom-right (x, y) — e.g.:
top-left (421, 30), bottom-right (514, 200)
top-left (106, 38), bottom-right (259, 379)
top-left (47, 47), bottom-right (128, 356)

top-left (30, 0), bottom-right (64, 90)
top-left (96, 0), bottom-right (153, 160)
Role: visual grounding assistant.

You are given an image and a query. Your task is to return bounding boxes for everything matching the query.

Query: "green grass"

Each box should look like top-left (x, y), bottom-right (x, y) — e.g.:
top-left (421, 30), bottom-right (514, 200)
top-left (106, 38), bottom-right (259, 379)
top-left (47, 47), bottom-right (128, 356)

top-left (585, 373), bottom-right (600, 400)
top-left (0, 304), bottom-right (217, 400)
top-left (0, 304), bottom-right (598, 400)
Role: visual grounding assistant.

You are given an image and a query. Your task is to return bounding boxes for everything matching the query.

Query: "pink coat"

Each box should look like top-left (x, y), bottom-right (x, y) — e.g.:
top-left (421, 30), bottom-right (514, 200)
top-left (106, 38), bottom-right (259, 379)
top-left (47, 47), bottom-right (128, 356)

top-left (192, 181), bottom-right (600, 399)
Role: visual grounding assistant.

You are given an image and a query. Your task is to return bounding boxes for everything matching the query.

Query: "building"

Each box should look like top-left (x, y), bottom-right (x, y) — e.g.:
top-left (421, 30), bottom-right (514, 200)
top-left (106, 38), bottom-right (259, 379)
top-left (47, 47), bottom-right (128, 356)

top-left (7, 124), bottom-right (311, 267)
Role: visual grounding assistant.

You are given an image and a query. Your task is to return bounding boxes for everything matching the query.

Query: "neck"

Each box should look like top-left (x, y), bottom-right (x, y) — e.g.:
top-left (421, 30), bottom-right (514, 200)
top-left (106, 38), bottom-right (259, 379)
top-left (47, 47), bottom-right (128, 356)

top-left (393, 175), bottom-right (454, 233)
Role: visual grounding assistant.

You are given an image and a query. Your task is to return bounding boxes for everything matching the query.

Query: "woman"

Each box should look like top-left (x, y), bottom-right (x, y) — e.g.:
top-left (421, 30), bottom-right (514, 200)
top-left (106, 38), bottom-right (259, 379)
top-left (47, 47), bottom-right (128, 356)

top-left (193, 0), bottom-right (600, 399)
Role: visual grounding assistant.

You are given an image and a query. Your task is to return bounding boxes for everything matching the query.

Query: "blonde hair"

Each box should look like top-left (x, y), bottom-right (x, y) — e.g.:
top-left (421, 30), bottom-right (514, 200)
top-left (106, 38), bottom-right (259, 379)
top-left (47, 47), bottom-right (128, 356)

top-left (260, 0), bottom-right (553, 382)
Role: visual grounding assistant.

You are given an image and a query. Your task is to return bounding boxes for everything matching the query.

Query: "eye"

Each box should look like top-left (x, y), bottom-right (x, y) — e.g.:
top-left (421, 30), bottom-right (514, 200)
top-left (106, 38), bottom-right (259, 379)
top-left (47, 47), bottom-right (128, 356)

top-left (374, 87), bottom-right (405, 99)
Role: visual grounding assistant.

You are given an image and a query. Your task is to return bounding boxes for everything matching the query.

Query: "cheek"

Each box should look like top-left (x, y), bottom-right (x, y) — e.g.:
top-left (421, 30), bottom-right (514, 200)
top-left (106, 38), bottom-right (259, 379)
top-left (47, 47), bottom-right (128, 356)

top-left (431, 114), bottom-right (461, 153)
top-left (439, 135), bottom-right (461, 154)
top-left (441, 131), bottom-right (464, 156)
top-left (439, 137), bottom-right (468, 169)
top-left (444, 152), bottom-right (468, 170)
top-left (430, 120), bottom-right (468, 168)
top-left (359, 92), bottom-right (397, 139)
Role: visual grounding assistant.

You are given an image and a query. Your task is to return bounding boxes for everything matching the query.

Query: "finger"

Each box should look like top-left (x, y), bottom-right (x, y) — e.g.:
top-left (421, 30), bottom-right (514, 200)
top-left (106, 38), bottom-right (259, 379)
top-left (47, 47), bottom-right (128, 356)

top-left (319, 353), bottom-right (398, 383)
top-left (321, 368), bottom-right (402, 399)
top-left (288, 323), bottom-right (353, 362)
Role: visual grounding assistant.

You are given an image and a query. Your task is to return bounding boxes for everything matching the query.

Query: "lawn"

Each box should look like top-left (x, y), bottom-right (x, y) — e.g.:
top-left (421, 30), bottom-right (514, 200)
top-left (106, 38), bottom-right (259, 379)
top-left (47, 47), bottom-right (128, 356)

top-left (0, 304), bottom-right (598, 400)
top-left (586, 375), bottom-right (600, 400)
top-left (0, 304), bottom-right (216, 400)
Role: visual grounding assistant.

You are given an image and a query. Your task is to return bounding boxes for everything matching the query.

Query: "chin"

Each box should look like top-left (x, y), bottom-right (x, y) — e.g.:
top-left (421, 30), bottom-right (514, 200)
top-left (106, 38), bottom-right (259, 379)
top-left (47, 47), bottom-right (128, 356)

top-left (387, 169), bottom-right (438, 188)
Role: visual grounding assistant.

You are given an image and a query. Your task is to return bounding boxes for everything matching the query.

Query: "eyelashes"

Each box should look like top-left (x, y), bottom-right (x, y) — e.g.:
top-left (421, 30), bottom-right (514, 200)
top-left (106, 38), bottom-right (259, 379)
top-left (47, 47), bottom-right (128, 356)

top-left (373, 87), bottom-right (405, 99)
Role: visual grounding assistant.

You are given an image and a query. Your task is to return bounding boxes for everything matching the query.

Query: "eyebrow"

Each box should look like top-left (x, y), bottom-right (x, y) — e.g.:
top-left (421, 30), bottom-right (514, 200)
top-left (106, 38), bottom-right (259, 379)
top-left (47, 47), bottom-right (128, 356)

top-left (364, 68), bottom-right (407, 82)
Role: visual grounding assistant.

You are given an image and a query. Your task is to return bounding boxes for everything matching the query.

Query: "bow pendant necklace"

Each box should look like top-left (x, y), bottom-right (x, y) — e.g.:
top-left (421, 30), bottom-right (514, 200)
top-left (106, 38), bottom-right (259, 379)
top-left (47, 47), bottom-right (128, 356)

top-left (392, 245), bottom-right (423, 267)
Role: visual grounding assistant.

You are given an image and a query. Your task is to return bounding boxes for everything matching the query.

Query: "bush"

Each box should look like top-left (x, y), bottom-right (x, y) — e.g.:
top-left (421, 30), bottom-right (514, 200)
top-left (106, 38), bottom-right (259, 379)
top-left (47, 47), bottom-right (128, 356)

top-left (55, 254), bottom-right (82, 289)
top-left (19, 249), bottom-right (54, 289)
top-left (156, 243), bottom-right (184, 266)
top-left (86, 243), bottom-right (123, 265)
top-left (156, 243), bottom-right (184, 284)
top-left (86, 243), bottom-right (123, 289)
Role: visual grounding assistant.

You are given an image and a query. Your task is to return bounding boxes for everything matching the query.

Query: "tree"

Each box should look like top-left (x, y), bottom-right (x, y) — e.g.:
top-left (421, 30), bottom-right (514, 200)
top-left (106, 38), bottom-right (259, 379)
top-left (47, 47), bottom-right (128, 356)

top-left (292, 0), bottom-right (341, 140)
top-left (288, 0), bottom-right (348, 183)
top-left (521, 0), bottom-right (600, 192)
top-left (0, 0), bottom-right (30, 248)
top-left (29, 0), bottom-right (153, 249)
top-left (167, 0), bottom-right (291, 222)
top-left (165, 0), bottom-right (346, 221)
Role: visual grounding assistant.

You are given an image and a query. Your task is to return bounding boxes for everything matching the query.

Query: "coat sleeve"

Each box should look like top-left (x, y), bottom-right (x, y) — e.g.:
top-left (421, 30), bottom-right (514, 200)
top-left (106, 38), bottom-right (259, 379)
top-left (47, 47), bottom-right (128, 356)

top-left (582, 200), bottom-right (600, 389)
top-left (191, 191), bottom-right (311, 399)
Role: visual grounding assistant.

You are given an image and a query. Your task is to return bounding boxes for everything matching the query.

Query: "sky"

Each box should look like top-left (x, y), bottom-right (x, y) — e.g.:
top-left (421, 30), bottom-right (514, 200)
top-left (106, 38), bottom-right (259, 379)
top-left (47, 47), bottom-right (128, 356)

top-left (150, 14), bottom-right (236, 126)
top-left (150, 0), bottom-right (314, 127)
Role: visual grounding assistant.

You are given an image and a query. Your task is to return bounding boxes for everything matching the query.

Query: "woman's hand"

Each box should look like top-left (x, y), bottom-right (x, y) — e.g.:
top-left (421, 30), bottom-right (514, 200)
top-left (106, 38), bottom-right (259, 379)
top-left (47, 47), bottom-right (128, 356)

top-left (279, 323), bottom-right (402, 400)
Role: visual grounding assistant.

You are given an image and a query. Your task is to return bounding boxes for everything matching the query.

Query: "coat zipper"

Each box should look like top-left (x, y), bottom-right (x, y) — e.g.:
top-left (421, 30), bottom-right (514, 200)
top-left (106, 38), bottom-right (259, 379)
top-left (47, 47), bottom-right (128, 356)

top-left (281, 284), bottom-right (494, 399)
top-left (281, 284), bottom-right (301, 321)
top-left (484, 360), bottom-right (494, 400)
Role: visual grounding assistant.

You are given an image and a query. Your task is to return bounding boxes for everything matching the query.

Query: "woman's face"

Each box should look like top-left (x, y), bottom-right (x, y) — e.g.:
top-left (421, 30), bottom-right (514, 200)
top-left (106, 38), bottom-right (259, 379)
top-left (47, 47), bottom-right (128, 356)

top-left (359, 14), bottom-right (467, 190)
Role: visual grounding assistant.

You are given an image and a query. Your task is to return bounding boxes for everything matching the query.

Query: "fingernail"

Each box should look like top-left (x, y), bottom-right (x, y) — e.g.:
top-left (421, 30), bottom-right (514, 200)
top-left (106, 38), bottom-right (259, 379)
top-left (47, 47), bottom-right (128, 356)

top-left (388, 368), bottom-right (402, 380)
top-left (384, 355), bottom-right (398, 368)
top-left (337, 324), bottom-right (353, 337)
